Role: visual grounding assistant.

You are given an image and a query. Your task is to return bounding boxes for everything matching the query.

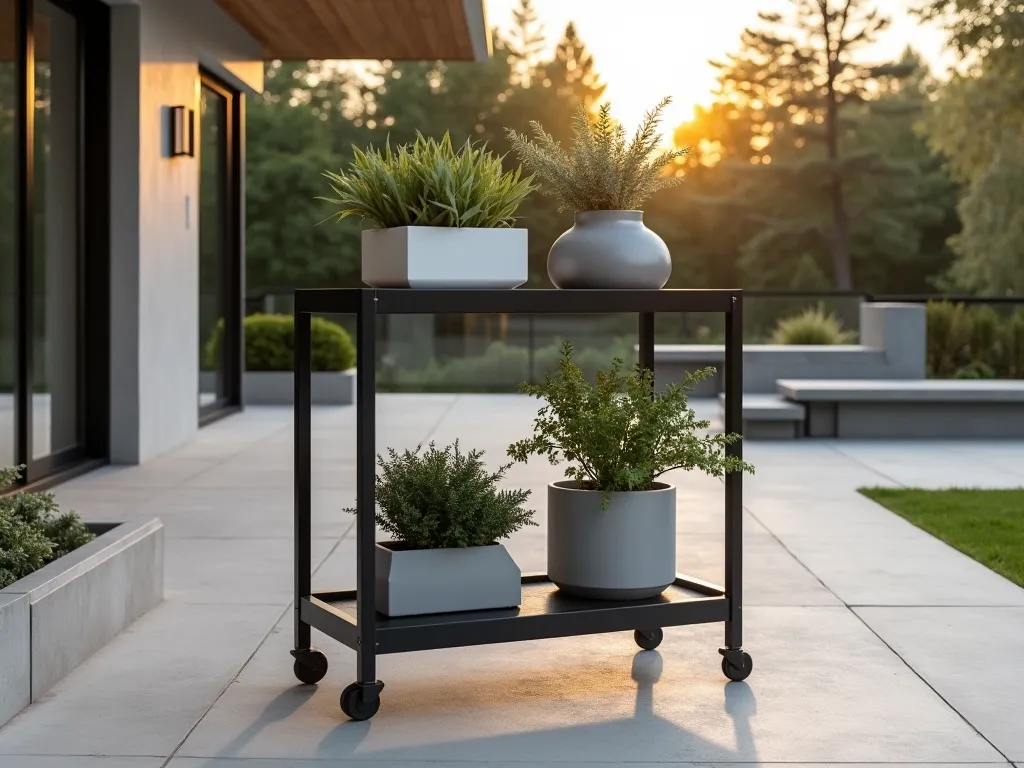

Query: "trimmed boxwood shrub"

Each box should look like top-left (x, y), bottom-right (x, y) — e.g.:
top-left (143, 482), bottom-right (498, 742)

top-left (205, 314), bottom-right (355, 373)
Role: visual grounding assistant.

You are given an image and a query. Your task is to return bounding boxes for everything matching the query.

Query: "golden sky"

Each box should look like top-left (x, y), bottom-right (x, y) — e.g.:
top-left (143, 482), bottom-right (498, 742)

top-left (485, 0), bottom-right (954, 135)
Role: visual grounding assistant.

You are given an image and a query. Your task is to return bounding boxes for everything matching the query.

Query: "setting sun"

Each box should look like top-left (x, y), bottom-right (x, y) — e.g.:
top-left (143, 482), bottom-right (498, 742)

top-left (485, 0), bottom-right (952, 142)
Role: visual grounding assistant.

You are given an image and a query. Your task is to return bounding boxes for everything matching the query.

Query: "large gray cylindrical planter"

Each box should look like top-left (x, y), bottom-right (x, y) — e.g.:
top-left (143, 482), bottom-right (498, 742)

top-left (375, 542), bottom-right (522, 617)
top-left (547, 210), bottom-right (672, 289)
top-left (547, 481), bottom-right (676, 600)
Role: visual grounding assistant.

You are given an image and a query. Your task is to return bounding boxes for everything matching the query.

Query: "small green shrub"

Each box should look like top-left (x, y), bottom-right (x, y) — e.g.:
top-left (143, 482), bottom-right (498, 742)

top-left (321, 132), bottom-right (536, 229)
top-left (0, 466), bottom-right (95, 589)
top-left (770, 304), bottom-right (856, 345)
top-left (205, 314), bottom-right (355, 373)
top-left (508, 342), bottom-right (754, 507)
top-left (354, 441), bottom-right (536, 549)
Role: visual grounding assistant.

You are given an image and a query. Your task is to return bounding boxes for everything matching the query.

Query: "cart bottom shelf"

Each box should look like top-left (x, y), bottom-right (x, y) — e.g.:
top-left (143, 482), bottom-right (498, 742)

top-left (301, 574), bottom-right (729, 655)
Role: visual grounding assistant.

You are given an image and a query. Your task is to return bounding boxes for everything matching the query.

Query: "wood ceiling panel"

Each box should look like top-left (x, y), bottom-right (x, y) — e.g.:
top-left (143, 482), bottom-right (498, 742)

top-left (215, 0), bottom-right (484, 62)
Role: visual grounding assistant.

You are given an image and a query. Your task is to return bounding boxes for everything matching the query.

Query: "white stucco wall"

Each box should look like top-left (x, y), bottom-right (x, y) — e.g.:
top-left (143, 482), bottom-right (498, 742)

top-left (108, 0), bottom-right (262, 463)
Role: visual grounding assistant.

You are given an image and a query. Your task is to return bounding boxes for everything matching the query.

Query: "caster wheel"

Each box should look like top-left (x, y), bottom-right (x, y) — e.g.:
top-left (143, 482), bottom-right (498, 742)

top-left (340, 682), bottom-right (382, 721)
top-left (291, 648), bottom-right (328, 685)
top-left (721, 651), bottom-right (753, 682)
top-left (634, 628), bottom-right (663, 651)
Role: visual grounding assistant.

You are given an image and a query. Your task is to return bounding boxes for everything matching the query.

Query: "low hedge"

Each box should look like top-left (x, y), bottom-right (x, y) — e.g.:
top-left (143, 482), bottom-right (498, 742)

top-left (205, 314), bottom-right (355, 373)
top-left (927, 301), bottom-right (1024, 379)
top-left (378, 339), bottom-right (638, 393)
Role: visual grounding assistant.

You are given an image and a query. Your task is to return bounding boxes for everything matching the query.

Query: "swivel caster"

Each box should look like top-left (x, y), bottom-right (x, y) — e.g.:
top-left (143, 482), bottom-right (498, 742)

top-left (634, 628), bottom-right (663, 651)
top-left (290, 648), bottom-right (328, 685)
top-left (340, 681), bottom-right (383, 721)
top-left (719, 649), bottom-right (753, 682)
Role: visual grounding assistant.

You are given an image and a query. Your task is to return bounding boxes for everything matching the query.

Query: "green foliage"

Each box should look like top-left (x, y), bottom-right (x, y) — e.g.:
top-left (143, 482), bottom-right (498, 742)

top-left (321, 132), bottom-right (536, 229)
top-left (379, 338), bottom-right (636, 393)
top-left (770, 304), bottom-right (856, 345)
top-left (506, 98), bottom-right (688, 212)
top-left (354, 441), bottom-right (536, 549)
top-left (205, 314), bottom-right (355, 373)
top-left (507, 342), bottom-right (754, 506)
top-left (926, 301), bottom-right (1024, 378)
top-left (0, 466), bottom-right (95, 589)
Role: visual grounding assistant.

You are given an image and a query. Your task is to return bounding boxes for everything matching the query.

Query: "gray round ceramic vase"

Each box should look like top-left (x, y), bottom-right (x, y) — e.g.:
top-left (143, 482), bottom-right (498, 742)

top-left (547, 210), bottom-right (672, 289)
top-left (547, 481), bottom-right (677, 600)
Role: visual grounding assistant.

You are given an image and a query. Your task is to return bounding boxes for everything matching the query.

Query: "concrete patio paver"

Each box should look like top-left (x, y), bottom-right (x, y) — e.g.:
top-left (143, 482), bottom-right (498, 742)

top-left (1, 395), bottom-right (1022, 767)
top-left (173, 607), bottom-right (1002, 764)
top-left (854, 606), bottom-right (1024, 762)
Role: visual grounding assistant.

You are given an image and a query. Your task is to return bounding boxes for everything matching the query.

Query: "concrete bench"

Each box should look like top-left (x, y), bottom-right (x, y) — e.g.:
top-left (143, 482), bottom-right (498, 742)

top-left (776, 379), bottom-right (1024, 439)
top-left (649, 302), bottom-right (927, 396)
top-left (717, 393), bottom-right (806, 440)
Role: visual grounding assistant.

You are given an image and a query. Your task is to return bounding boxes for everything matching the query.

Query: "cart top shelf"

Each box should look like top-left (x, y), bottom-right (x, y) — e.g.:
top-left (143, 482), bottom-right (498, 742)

top-left (294, 288), bottom-right (741, 316)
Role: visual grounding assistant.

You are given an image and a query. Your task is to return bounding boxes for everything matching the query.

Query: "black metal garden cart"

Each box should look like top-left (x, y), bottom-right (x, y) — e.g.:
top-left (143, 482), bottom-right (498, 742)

top-left (291, 288), bottom-right (751, 721)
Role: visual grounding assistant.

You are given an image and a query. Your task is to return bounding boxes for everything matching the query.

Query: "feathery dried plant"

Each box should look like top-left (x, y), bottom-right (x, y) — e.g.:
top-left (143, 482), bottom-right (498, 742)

top-left (505, 97), bottom-right (690, 212)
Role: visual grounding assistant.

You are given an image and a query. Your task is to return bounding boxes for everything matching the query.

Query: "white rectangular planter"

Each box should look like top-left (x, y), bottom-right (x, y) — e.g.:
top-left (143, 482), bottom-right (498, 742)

top-left (374, 541), bottom-right (522, 617)
top-left (362, 226), bottom-right (528, 289)
top-left (0, 519), bottom-right (164, 727)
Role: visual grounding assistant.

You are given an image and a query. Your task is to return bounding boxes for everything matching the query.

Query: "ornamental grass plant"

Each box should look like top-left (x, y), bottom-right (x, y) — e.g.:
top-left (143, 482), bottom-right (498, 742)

top-left (353, 441), bottom-right (536, 550)
top-left (508, 342), bottom-right (754, 507)
top-left (505, 97), bottom-right (690, 212)
top-left (770, 304), bottom-right (857, 345)
top-left (320, 132), bottom-right (536, 229)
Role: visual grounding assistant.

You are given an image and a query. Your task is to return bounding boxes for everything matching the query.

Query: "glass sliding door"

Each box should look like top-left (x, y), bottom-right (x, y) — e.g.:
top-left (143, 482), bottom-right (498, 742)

top-left (1, 0), bottom-right (108, 490)
top-left (32, 0), bottom-right (82, 461)
top-left (0, 1), bottom-right (15, 470)
top-left (198, 73), bottom-right (241, 420)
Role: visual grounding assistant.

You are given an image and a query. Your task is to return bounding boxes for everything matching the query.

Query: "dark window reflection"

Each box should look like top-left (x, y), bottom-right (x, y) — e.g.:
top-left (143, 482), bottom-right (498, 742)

top-left (199, 84), bottom-right (228, 410)
top-left (0, 1), bottom-right (15, 467)
top-left (32, 0), bottom-right (82, 458)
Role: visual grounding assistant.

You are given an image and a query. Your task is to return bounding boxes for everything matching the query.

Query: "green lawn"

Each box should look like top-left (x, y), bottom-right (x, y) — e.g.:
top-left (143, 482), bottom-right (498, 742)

top-left (859, 487), bottom-right (1024, 588)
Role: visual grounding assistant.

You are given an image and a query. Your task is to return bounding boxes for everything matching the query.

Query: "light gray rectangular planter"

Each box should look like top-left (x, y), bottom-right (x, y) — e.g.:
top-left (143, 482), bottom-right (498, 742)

top-left (0, 518), bottom-right (164, 727)
top-left (246, 369), bottom-right (355, 406)
top-left (374, 541), bottom-right (522, 617)
top-left (362, 226), bottom-right (528, 289)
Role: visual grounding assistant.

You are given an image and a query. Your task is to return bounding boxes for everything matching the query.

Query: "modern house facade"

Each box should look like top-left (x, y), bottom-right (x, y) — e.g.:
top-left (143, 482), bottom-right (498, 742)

top-left (0, 0), bottom-right (490, 488)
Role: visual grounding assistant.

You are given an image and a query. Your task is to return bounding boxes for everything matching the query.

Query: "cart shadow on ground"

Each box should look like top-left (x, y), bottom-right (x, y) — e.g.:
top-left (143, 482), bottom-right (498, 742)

top-left (304, 650), bottom-right (760, 763)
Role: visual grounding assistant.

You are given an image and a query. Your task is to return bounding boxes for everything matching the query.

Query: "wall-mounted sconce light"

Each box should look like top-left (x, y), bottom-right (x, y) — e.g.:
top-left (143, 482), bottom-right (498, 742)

top-left (169, 105), bottom-right (195, 157)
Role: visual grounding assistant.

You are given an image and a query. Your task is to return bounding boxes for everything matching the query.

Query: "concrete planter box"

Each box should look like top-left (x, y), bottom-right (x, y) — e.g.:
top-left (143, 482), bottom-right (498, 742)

top-left (201, 370), bottom-right (356, 405)
top-left (547, 481), bottom-right (676, 600)
top-left (374, 541), bottom-right (522, 617)
top-left (0, 519), bottom-right (164, 727)
top-left (362, 226), bottom-right (528, 289)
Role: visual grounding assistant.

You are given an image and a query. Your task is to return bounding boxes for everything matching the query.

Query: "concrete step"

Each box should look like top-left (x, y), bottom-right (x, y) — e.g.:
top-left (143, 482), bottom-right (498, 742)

top-left (717, 393), bottom-right (806, 440)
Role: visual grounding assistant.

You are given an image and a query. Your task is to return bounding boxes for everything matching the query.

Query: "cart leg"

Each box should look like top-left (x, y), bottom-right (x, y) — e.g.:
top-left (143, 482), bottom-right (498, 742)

top-left (720, 295), bottom-right (752, 683)
top-left (292, 307), bottom-right (328, 685)
top-left (340, 292), bottom-right (384, 721)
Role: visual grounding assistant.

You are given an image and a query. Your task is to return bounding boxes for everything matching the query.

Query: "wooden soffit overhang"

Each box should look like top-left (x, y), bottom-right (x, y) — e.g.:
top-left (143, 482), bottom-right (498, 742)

top-left (214, 0), bottom-right (492, 62)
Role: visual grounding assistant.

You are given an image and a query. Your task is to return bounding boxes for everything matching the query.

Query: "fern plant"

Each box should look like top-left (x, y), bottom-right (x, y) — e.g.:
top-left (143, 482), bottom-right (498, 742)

top-left (771, 304), bottom-right (856, 345)
top-left (508, 342), bottom-right (754, 507)
top-left (320, 132), bottom-right (536, 229)
top-left (350, 441), bottom-right (536, 549)
top-left (1, 466), bottom-right (95, 589)
top-left (505, 97), bottom-right (690, 212)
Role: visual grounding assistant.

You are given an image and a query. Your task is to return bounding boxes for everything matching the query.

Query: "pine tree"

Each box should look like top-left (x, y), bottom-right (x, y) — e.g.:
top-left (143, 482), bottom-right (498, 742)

top-left (709, 0), bottom-right (916, 289)
top-left (507, 0), bottom-right (545, 86)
